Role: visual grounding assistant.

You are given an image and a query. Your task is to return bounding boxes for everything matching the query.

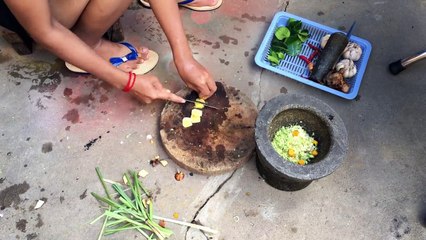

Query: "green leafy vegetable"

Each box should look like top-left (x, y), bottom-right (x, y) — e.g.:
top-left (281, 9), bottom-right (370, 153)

top-left (267, 18), bottom-right (310, 65)
top-left (274, 27), bottom-right (291, 40)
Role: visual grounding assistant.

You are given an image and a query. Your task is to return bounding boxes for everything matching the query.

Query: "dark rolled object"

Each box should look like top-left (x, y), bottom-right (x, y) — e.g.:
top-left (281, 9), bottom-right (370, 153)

top-left (388, 60), bottom-right (405, 75)
top-left (311, 32), bottom-right (349, 83)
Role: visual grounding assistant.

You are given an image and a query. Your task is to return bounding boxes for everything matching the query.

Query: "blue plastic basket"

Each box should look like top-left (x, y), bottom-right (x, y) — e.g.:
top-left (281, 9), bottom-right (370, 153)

top-left (255, 12), bottom-right (372, 100)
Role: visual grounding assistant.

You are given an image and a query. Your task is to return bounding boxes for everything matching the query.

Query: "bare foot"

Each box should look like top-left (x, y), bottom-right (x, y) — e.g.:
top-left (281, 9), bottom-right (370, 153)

top-left (92, 39), bottom-right (150, 72)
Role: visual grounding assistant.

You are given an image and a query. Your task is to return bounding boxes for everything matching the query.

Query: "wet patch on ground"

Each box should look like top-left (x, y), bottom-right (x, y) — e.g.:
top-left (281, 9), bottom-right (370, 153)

top-left (16, 219), bottom-right (28, 233)
top-left (390, 215), bottom-right (411, 239)
top-left (241, 13), bottom-right (267, 23)
top-left (35, 214), bottom-right (44, 228)
top-left (41, 142), bottom-right (53, 153)
top-left (84, 135), bottom-right (102, 151)
top-left (79, 189), bottom-right (87, 200)
top-left (219, 35), bottom-right (238, 45)
top-left (62, 109), bottom-right (80, 124)
top-left (0, 182), bottom-right (30, 209)
top-left (26, 233), bottom-right (38, 240)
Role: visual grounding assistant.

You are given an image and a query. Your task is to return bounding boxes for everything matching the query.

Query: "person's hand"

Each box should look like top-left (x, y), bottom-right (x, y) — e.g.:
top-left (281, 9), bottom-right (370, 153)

top-left (131, 74), bottom-right (185, 104)
top-left (175, 56), bottom-right (217, 99)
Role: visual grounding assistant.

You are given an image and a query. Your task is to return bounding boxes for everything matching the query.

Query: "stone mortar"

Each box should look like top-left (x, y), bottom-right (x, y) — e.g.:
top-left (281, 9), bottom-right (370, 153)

top-left (255, 94), bottom-right (349, 191)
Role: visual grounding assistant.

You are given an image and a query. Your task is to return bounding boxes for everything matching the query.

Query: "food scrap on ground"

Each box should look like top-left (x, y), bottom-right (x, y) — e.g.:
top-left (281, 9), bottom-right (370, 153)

top-left (174, 171), bottom-right (185, 181)
top-left (159, 160), bottom-right (168, 167)
top-left (150, 155), bottom-right (161, 167)
top-left (271, 125), bottom-right (318, 165)
top-left (138, 169), bottom-right (149, 178)
top-left (34, 199), bottom-right (45, 209)
top-left (159, 220), bottom-right (166, 228)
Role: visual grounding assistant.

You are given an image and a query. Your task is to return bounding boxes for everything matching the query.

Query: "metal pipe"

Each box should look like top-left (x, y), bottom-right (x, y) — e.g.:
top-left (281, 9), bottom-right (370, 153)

top-left (400, 51), bottom-right (426, 67)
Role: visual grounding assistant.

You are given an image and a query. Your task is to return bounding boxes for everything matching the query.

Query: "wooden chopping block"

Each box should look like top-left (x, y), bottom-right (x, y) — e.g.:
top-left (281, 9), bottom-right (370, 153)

top-left (160, 82), bottom-right (258, 175)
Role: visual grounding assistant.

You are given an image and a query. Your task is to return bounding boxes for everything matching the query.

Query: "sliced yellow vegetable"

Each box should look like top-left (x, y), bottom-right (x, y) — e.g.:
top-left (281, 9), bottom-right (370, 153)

top-left (182, 117), bottom-right (193, 128)
top-left (191, 115), bottom-right (201, 123)
top-left (288, 148), bottom-right (295, 157)
top-left (191, 108), bottom-right (203, 118)
top-left (194, 98), bottom-right (205, 109)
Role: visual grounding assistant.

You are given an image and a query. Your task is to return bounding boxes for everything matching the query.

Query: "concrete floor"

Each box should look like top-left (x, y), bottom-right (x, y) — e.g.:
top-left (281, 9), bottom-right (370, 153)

top-left (1, 0), bottom-right (425, 239)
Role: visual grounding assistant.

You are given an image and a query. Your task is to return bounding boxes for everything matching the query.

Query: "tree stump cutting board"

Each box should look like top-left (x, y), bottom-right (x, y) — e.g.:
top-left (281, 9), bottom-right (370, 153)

top-left (159, 82), bottom-right (258, 175)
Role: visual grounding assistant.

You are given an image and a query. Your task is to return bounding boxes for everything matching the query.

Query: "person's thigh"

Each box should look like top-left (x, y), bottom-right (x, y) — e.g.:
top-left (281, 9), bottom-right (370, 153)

top-left (48, 0), bottom-right (90, 29)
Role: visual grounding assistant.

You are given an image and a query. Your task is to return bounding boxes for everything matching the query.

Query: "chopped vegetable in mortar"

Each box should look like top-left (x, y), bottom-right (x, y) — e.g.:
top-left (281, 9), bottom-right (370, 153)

top-left (271, 125), bottom-right (318, 165)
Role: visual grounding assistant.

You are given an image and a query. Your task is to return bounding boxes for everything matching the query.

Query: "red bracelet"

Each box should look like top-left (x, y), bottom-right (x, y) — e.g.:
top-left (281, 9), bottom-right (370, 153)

top-left (123, 72), bottom-right (136, 92)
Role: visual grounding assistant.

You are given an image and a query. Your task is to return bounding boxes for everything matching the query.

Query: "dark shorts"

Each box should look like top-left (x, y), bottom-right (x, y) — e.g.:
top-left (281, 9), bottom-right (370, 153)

top-left (0, 0), bottom-right (33, 47)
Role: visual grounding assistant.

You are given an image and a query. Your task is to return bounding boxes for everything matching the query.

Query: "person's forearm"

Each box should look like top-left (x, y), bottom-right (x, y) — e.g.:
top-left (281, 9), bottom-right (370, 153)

top-left (37, 21), bottom-right (127, 89)
top-left (149, 0), bottom-right (193, 61)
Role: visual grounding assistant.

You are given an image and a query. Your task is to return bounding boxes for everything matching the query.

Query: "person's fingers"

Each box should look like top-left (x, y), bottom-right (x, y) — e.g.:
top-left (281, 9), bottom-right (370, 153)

top-left (168, 93), bottom-right (186, 103)
top-left (206, 79), bottom-right (217, 94)
top-left (195, 83), bottom-right (212, 99)
top-left (159, 89), bottom-right (185, 103)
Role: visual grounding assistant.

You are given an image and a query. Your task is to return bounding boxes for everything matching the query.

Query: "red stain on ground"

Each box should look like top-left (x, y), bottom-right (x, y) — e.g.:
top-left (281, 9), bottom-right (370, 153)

top-left (191, 12), bottom-right (212, 25)
top-left (62, 109), bottom-right (80, 124)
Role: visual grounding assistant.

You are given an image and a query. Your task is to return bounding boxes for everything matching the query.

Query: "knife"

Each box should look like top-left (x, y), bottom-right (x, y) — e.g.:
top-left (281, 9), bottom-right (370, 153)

top-left (184, 99), bottom-right (221, 110)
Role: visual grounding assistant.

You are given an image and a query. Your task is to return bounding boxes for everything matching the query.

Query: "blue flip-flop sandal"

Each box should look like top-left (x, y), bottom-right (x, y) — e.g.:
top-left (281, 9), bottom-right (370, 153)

top-left (65, 42), bottom-right (159, 75)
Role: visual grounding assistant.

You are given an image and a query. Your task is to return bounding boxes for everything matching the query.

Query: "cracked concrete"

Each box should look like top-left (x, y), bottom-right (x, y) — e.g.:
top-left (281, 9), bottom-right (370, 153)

top-left (1, 0), bottom-right (426, 240)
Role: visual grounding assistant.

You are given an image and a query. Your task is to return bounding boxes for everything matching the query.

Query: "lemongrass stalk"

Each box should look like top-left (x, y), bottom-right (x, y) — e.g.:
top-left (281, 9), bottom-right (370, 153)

top-left (148, 219), bottom-right (174, 237)
top-left (102, 179), bottom-right (121, 185)
top-left (133, 171), bottom-right (150, 196)
top-left (104, 225), bottom-right (147, 234)
top-left (90, 212), bottom-right (106, 225)
top-left (145, 220), bottom-right (166, 240)
top-left (95, 167), bottom-right (112, 199)
top-left (105, 219), bottom-right (127, 227)
top-left (153, 216), bottom-right (219, 235)
top-left (91, 192), bottom-right (122, 209)
top-left (135, 228), bottom-right (151, 239)
top-left (96, 206), bottom-right (110, 240)
top-left (112, 184), bottom-right (137, 210)
top-left (104, 211), bottom-right (152, 232)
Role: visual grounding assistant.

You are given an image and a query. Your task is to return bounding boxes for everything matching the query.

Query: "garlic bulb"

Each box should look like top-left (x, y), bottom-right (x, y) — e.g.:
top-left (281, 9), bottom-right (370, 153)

top-left (335, 59), bottom-right (357, 78)
top-left (343, 42), bottom-right (362, 61)
top-left (320, 34), bottom-right (331, 49)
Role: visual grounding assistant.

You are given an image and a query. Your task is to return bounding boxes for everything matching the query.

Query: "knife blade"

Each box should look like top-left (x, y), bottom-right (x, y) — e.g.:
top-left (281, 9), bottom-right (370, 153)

top-left (184, 99), bottom-right (221, 110)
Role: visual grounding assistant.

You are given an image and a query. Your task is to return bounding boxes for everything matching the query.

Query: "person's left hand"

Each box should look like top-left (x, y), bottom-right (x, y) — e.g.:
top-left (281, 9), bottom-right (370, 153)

top-left (175, 56), bottom-right (217, 99)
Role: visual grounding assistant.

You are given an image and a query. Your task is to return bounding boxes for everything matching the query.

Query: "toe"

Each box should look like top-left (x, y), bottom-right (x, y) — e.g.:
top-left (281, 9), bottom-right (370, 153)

top-left (139, 47), bottom-right (150, 61)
